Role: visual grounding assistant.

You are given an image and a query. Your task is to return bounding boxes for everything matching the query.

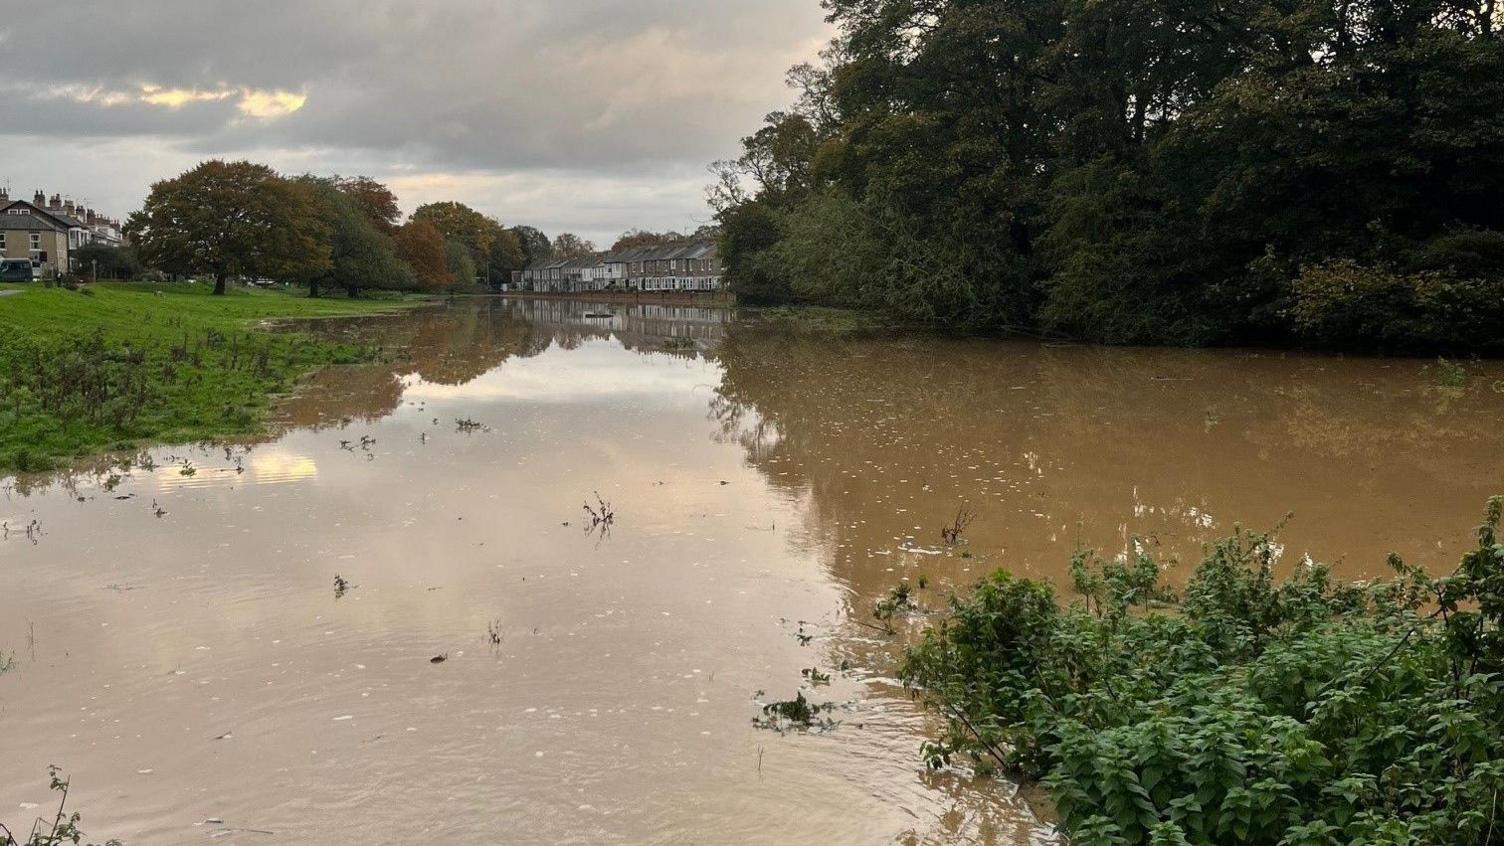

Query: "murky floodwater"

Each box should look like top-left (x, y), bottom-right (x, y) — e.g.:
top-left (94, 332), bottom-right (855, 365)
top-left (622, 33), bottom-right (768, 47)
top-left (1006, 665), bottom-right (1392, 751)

top-left (3, 298), bottom-right (1502, 844)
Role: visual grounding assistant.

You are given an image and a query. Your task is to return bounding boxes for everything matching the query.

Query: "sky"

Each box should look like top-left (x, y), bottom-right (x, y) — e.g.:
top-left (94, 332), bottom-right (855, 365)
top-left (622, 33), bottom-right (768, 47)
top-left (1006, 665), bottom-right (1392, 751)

top-left (0, 1), bottom-right (832, 246)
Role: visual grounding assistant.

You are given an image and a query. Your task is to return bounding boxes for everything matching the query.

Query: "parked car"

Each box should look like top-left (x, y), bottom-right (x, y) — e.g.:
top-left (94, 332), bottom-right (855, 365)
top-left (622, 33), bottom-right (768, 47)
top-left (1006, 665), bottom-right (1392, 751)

top-left (0, 258), bottom-right (36, 282)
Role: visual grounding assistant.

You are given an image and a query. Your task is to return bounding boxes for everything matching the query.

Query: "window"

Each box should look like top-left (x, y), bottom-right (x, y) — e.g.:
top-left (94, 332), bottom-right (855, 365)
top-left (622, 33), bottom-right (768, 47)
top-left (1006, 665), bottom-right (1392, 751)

top-left (0, 233), bottom-right (5, 251)
top-left (30, 233), bottom-right (41, 252)
top-left (6, 208), bottom-right (29, 215)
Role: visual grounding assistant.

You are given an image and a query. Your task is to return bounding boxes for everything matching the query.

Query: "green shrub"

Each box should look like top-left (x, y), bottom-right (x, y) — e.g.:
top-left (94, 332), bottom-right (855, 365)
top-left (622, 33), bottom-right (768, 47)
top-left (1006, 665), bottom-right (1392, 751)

top-left (903, 499), bottom-right (1504, 846)
top-left (1288, 260), bottom-right (1504, 352)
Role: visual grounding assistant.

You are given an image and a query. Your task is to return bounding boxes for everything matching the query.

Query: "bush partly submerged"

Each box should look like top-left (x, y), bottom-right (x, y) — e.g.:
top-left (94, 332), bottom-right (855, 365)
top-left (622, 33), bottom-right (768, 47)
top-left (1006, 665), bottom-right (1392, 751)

top-left (903, 498), bottom-right (1504, 846)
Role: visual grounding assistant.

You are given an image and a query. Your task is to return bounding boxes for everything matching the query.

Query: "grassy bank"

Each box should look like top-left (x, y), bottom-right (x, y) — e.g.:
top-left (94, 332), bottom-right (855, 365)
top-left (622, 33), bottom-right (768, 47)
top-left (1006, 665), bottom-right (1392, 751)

top-left (0, 282), bottom-right (426, 473)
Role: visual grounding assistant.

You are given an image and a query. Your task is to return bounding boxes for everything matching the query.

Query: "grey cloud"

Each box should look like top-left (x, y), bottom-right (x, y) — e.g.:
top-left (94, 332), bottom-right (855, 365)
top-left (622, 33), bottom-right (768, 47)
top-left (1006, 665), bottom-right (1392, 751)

top-left (0, 0), bottom-right (830, 235)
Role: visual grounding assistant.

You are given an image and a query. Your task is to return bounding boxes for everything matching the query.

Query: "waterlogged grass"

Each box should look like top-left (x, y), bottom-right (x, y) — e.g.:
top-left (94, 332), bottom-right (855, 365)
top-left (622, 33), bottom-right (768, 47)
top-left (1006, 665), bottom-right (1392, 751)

top-left (742, 304), bottom-right (897, 333)
top-left (0, 282), bottom-right (425, 472)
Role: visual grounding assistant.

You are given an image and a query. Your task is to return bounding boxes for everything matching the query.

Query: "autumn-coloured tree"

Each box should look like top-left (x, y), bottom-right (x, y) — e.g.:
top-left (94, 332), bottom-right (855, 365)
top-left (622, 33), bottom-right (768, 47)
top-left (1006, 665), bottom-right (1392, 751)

top-left (411, 202), bottom-right (504, 261)
top-left (131, 160), bottom-right (331, 295)
top-left (335, 176), bottom-right (402, 234)
top-left (551, 232), bottom-right (597, 259)
top-left (395, 219), bottom-right (452, 292)
top-left (298, 177), bottom-right (412, 297)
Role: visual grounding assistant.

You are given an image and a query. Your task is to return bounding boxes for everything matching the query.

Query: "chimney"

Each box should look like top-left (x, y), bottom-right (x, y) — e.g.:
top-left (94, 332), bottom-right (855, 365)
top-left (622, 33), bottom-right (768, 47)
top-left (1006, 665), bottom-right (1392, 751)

top-left (34, 191), bottom-right (45, 205)
top-left (0, 187), bottom-right (8, 203)
top-left (49, 194), bottom-right (61, 210)
top-left (86, 209), bottom-right (97, 224)
top-left (64, 200), bottom-right (76, 217)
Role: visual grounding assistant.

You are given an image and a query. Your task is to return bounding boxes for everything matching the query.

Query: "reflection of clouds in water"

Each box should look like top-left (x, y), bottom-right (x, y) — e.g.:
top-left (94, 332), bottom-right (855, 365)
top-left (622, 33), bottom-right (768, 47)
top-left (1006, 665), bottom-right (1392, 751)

top-left (404, 339), bottom-right (721, 405)
top-left (249, 452), bottom-right (319, 485)
top-left (141, 450), bottom-right (319, 492)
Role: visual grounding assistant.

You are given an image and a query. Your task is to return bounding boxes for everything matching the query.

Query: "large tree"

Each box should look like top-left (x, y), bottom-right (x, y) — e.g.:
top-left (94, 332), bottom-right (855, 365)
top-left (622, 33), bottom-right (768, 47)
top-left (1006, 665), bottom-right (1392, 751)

top-left (487, 228), bottom-right (526, 288)
top-left (444, 239), bottom-right (478, 291)
top-left (411, 202), bottom-right (504, 262)
top-left (131, 160), bottom-right (331, 295)
top-left (550, 232), bottom-right (597, 259)
top-left (334, 176), bottom-right (402, 234)
top-left (395, 219), bottom-right (452, 292)
top-left (510, 225), bottom-right (552, 267)
top-left (713, 0), bottom-right (1504, 349)
top-left (299, 177), bottom-right (412, 297)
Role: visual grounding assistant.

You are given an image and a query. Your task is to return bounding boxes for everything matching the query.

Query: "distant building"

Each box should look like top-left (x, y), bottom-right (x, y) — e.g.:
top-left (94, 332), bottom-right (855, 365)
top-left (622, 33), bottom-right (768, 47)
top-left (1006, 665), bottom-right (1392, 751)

top-left (511, 240), bottom-right (723, 294)
top-left (0, 188), bottom-right (127, 275)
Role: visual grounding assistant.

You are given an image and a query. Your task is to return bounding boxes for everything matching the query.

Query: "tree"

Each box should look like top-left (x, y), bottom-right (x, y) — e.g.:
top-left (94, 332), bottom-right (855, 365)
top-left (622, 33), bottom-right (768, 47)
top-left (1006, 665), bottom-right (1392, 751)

top-left (487, 228), bottom-right (526, 288)
top-left (550, 233), bottom-right (596, 260)
top-left (394, 219), bottom-right (452, 292)
top-left (299, 177), bottom-right (412, 298)
top-left (444, 239), bottom-right (478, 291)
top-left (334, 176), bottom-right (402, 234)
top-left (71, 243), bottom-right (141, 280)
top-left (510, 225), bottom-right (551, 268)
top-left (710, 0), bottom-right (1504, 346)
top-left (131, 160), bottom-right (330, 295)
top-left (411, 202), bottom-right (503, 262)
top-left (611, 229), bottom-right (685, 252)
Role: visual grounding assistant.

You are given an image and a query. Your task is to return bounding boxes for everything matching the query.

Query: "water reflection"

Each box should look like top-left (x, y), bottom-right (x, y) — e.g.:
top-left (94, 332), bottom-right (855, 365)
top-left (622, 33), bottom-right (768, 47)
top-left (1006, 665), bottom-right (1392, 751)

top-left (710, 327), bottom-right (1504, 588)
top-left (2, 298), bottom-right (1500, 845)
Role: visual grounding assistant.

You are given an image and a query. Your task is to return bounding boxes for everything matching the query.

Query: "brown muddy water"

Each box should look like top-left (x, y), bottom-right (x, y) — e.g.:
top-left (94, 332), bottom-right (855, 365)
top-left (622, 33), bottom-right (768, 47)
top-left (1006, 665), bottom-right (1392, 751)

top-left (2, 298), bottom-right (1502, 845)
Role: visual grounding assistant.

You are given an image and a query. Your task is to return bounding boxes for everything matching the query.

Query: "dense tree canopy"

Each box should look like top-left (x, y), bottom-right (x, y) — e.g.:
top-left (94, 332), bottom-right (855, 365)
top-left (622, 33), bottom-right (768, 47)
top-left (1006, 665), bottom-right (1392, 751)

top-left (511, 225), bottom-right (552, 268)
top-left (716, 0), bottom-right (1504, 349)
top-left (334, 176), bottom-right (402, 234)
top-left (550, 232), bottom-right (597, 260)
top-left (611, 228), bottom-right (685, 252)
top-left (395, 219), bottom-right (453, 292)
top-left (129, 160), bottom-right (331, 295)
top-left (72, 243), bottom-right (141, 280)
top-left (444, 239), bottom-right (478, 291)
top-left (412, 202), bottom-right (504, 260)
top-left (125, 160), bottom-right (556, 298)
top-left (299, 177), bottom-right (413, 297)
top-left (487, 228), bottom-right (527, 288)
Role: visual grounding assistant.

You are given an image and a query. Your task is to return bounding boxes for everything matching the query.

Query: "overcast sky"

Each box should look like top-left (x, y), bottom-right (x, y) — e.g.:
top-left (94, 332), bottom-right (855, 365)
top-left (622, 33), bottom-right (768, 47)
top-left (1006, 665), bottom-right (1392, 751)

top-left (0, 1), bottom-right (831, 245)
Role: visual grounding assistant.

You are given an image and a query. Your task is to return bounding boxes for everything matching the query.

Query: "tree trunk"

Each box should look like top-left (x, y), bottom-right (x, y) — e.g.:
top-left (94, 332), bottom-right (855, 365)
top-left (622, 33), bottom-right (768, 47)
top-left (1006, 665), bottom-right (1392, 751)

top-left (213, 272), bottom-right (227, 296)
top-left (308, 279), bottom-right (321, 298)
top-left (346, 285), bottom-right (359, 299)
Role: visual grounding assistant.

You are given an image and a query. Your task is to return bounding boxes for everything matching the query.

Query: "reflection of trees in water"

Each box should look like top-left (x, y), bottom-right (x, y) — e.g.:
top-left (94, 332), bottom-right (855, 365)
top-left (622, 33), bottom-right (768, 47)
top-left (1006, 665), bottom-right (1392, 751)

top-left (280, 299), bottom-right (731, 426)
top-left (710, 326), bottom-right (1504, 590)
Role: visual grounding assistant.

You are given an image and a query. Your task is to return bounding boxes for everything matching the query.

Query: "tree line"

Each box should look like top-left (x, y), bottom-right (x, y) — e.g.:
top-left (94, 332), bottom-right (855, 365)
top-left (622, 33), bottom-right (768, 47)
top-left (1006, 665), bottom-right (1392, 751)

top-left (120, 160), bottom-right (591, 297)
top-left (712, 0), bottom-right (1504, 351)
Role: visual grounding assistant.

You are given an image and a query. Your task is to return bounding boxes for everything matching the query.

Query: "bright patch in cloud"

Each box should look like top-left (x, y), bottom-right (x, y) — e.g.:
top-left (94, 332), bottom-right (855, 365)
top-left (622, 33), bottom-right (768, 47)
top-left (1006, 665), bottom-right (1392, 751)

top-left (139, 85), bottom-right (236, 108)
top-left (236, 89), bottom-right (306, 119)
top-left (41, 83), bottom-right (306, 119)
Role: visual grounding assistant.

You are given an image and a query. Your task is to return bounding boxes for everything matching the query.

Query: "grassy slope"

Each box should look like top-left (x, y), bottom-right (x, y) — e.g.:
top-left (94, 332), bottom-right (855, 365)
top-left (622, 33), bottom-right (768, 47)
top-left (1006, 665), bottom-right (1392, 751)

top-left (0, 282), bottom-right (424, 472)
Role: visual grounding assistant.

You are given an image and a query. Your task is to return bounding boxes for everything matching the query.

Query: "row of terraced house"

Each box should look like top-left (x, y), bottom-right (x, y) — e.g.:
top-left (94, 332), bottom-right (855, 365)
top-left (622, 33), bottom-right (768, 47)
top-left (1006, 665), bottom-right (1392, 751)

top-left (511, 240), bottom-right (723, 293)
top-left (0, 189), bottom-right (126, 277)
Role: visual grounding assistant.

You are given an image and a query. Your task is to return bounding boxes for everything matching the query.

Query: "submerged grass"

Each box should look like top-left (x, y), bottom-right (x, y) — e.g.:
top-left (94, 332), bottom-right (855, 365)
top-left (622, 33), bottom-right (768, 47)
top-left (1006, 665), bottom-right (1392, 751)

top-left (0, 282), bottom-right (426, 473)
top-left (741, 304), bottom-right (899, 333)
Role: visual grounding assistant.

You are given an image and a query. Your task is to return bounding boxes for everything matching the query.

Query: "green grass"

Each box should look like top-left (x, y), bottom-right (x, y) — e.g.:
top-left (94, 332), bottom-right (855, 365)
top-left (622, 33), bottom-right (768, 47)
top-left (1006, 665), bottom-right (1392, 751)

top-left (0, 281), bottom-right (426, 473)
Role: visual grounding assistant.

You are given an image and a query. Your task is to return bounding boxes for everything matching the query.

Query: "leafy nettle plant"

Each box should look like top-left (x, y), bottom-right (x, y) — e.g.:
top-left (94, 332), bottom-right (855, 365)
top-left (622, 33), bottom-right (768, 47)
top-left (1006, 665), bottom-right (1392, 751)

top-left (903, 498), bottom-right (1504, 846)
top-left (0, 768), bottom-right (120, 846)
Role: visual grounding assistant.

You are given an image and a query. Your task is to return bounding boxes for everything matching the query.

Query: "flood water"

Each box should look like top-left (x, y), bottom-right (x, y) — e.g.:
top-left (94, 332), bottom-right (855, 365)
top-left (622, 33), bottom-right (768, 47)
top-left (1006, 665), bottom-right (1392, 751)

top-left (3, 298), bottom-right (1502, 844)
